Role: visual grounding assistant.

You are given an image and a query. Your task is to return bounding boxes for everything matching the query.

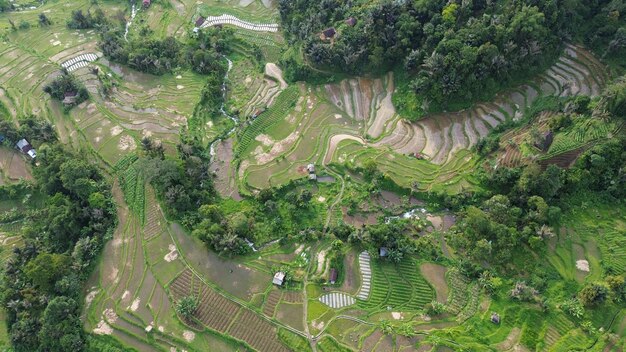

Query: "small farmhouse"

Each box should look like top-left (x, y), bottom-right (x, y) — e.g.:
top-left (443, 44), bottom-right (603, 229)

top-left (273, 271), bottom-right (286, 286)
top-left (379, 247), bottom-right (389, 258)
top-left (143, 0), bottom-right (151, 8)
top-left (307, 163), bottom-right (317, 180)
top-left (321, 27), bottom-right (336, 40)
top-left (345, 17), bottom-right (357, 26)
top-left (16, 139), bottom-right (36, 159)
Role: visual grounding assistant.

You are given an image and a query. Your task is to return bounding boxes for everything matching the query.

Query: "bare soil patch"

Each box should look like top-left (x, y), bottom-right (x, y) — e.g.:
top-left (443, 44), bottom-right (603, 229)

top-left (265, 63), bottom-right (287, 89)
top-left (420, 263), bottom-right (449, 303)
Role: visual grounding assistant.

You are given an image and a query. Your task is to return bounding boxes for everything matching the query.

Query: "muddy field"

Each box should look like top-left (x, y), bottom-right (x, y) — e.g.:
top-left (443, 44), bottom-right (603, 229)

top-left (0, 149), bottom-right (32, 183)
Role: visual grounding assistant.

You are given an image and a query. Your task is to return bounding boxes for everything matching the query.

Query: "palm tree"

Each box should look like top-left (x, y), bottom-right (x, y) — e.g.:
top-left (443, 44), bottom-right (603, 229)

top-left (422, 52), bottom-right (445, 76)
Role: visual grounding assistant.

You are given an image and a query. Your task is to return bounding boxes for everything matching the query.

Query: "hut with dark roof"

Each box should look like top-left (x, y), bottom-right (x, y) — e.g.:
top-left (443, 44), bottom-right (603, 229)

top-left (321, 27), bottom-right (337, 40)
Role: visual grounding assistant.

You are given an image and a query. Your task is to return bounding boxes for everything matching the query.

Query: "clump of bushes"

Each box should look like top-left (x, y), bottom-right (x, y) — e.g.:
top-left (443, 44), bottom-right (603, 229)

top-left (43, 71), bottom-right (89, 108)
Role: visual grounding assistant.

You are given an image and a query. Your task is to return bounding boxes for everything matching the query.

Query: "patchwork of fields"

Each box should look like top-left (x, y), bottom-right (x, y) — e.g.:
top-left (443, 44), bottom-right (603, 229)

top-left (237, 44), bottom-right (607, 193)
top-left (0, 0), bottom-right (623, 351)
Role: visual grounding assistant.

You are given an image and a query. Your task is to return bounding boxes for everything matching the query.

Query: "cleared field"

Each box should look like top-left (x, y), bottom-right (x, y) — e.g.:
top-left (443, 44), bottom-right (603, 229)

top-left (0, 148), bottom-right (32, 184)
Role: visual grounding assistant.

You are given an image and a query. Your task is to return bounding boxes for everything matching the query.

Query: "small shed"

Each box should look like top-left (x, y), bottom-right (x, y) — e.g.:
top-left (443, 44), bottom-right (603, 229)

top-left (0, 134), bottom-right (5, 143)
top-left (195, 16), bottom-right (205, 27)
top-left (273, 271), bottom-right (286, 286)
top-left (143, 0), bottom-right (151, 8)
top-left (345, 17), bottom-right (357, 26)
top-left (379, 247), bottom-right (389, 257)
top-left (491, 312), bottom-right (500, 324)
top-left (16, 139), bottom-right (36, 159)
top-left (307, 163), bottom-right (317, 180)
top-left (321, 27), bottom-right (337, 40)
top-left (329, 268), bottom-right (338, 284)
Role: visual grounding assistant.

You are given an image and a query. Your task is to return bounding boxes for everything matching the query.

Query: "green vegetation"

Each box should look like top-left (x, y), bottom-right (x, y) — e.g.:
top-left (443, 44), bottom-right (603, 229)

top-left (0, 144), bottom-right (116, 351)
top-left (235, 86), bottom-right (299, 156)
top-left (0, 0), bottom-right (624, 351)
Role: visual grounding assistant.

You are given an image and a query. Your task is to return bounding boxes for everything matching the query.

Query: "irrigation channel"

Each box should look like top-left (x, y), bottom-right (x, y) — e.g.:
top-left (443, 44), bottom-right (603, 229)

top-left (209, 57), bottom-right (238, 162)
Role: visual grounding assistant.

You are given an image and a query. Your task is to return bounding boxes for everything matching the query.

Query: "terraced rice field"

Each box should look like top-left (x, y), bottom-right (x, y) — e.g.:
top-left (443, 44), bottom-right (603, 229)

top-left (199, 14), bottom-right (279, 32)
top-left (238, 45), bottom-right (607, 192)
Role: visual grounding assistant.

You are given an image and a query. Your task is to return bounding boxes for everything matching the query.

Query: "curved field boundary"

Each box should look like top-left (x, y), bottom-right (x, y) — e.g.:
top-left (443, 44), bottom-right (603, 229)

top-left (199, 14), bottom-right (279, 32)
top-left (61, 52), bottom-right (100, 72)
top-left (321, 45), bottom-right (605, 167)
top-left (319, 292), bottom-right (356, 309)
top-left (357, 252), bottom-right (371, 300)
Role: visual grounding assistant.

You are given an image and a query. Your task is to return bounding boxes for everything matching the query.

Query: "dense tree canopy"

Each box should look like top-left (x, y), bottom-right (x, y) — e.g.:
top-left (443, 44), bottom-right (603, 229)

top-left (1, 144), bottom-right (116, 351)
top-left (279, 0), bottom-right (624, 118)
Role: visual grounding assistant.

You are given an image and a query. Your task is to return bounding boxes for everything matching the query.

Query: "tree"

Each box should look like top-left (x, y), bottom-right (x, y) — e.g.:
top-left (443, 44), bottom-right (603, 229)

top-left (24, 253), bottom-right (71, 292)
top-left (39, 13), bottom-right (52, 26)
top-left (38, 296), bottom-right (85, 352)
top-left (176, 296), bottom-right (198, 319)
top-left (578, 283), bottom-right (609, 306)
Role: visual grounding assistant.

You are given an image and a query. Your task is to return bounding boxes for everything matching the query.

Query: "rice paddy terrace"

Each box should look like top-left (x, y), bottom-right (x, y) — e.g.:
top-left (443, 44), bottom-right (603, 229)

top-left (236, 44), bottom-right (607, 193)
top-left (0, 0), bottom-right (623, 351)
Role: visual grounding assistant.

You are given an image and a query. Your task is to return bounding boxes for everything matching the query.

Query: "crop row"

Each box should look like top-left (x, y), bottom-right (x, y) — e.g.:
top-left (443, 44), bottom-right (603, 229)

top-left (397, 260), bottom-right (434, 308)
top-left (227, 310), bottom-right (290, 352)
top-left (358, 259), bottom-right (433, 312)
top-left (446, 269), bottom-right (470, 314)
top-left (236, 86), bottom-right (300, 156)
top-left (118, 164), bottom-right (146, 223)
top-left (597, 231), bottom-right (626, 275)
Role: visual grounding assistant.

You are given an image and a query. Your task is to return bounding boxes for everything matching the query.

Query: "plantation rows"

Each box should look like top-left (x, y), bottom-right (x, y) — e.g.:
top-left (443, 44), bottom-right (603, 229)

top-left (282, 291), bottom-right (303, 303)
top-left (445, 269), bottom-right (471, 314)
top-left (236, 86), bottom-right (299, 156)
top-left (456, 284), bottom-right (480, 322)
top-left (170, 270), bottom-right (239, 332)
top-left (597, 230), bottom-right (626, 275)
top-left (358, 259), bottom-right (433, 312)
top-left (117, 161), bottom-right (145, 223)
top-left (262, 290), bottom-right (281, 317)
top-left (542, 313), bottom-right (576, 351)
top-left (542, 119), bottom-right (616, 158)
top-left (226, 310), bottom-right (290, 352)
top-left (143, 188), bottom-right (165, 241)
top-left (232, 29), bottom-right (283, 62)
top-left (114, 154), bottom-right (139, 172)
top-left (169, 270), bottom-right (291, 351)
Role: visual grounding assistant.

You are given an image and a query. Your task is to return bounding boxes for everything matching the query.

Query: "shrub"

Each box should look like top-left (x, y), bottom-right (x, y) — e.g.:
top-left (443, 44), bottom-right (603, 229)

top-left (176, 296), bottom-right (198, 319)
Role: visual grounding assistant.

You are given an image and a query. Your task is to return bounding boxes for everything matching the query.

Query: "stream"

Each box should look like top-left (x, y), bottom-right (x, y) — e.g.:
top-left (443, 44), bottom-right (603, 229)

top-left (124, 2), bottom-right (137, 42)
top-left (209, 57), bottom-right (239, 162)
